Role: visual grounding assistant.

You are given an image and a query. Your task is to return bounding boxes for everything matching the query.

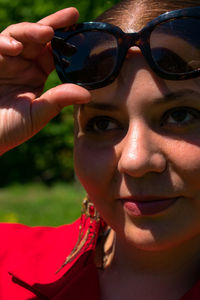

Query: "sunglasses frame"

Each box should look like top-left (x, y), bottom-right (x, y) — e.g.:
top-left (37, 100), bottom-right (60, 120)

top-left (52, 6), bottom-right (200, 90)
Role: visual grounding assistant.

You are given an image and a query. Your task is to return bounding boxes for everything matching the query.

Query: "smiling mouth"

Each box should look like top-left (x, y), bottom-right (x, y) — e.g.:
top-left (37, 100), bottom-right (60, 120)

top-left (121, 197), bottom-right (180, 216)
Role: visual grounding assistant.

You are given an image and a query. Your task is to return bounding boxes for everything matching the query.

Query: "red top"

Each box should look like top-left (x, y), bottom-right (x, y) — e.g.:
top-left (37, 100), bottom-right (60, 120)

top-left (0, 219), bottom-right (199, 299)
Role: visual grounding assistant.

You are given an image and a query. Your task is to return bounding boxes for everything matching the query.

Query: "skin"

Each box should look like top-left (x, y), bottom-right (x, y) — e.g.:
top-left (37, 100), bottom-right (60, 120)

top-left (74, 48), bottom-right (200, 299)
top-left (1, 5), bottom-right (200, 300)
top-left (0, 7), bottom-right (91, 155)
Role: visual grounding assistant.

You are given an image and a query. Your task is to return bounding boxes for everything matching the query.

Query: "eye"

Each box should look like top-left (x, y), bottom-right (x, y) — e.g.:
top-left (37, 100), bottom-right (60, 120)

top-left (161, 107), bottom-right (200, 128)
top-left (86, 116), bottom-right (120, 133)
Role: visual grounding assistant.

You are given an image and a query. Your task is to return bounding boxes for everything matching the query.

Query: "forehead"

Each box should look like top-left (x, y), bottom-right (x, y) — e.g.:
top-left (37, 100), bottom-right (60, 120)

top-left (89, 53), bottom-right (200, 110)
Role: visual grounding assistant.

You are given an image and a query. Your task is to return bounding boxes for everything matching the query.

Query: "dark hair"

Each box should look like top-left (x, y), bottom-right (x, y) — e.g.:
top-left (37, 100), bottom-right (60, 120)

top-left (95, 0), bottom-right (200, 31)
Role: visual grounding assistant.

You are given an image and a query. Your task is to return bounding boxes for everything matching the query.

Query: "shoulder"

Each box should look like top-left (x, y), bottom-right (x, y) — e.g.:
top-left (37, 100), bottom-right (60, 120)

top-left (0, 220), bottom-right (80, 252)
top-left (0, 220), bottom-right (81, 281)
top-left (0, 218), bottom-right (102, 299)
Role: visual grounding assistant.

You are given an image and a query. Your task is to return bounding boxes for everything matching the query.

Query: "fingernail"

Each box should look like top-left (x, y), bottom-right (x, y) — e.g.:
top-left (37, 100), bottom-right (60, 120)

top-left (11, 39), bottom-right (21, 46)
top-left (76, 98), bottom-right (91, 104)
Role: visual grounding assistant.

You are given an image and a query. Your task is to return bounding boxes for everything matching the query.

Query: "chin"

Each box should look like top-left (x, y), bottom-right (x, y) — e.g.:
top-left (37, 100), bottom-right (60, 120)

top-left (119, 218), bottom-right (191, 252)
top-left (124, 230), bottom-right (172, 252)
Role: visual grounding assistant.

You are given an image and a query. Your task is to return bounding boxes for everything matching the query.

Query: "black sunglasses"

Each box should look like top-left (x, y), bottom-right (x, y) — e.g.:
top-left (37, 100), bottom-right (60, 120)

top-left (51, 6), bottom-right (200, 90)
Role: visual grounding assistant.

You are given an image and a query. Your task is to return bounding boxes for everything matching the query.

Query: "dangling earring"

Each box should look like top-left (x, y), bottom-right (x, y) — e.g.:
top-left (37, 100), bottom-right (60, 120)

top-left (95, 223), bottom-right (116, 269)
top-left (56, 195), bottom-right (106, 273)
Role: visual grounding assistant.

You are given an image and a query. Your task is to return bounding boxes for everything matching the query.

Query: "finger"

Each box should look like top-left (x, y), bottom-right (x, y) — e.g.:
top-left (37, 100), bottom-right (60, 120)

top-left (0, 54), bottom-right (30, 79)
top-left (0, 34), bottom-right (23, 56)
top-left (36, 43), bottom-right (55, 75)
top-left (37, 84), bottom-right (91, 112)
top-left (0, 53), bottom-right (45, 83)
top-left (2, 22), bottom-right (54, 45)
top-left (31, 84), bottom-right (91, 133)
top-left (1, 22), bottom-right (54, 60)
top-left (38, 7), bottom-right (79, 29)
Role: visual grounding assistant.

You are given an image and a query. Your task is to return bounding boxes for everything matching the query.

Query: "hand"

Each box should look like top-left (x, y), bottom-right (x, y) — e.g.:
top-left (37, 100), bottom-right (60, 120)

top-left (0, 8), bottom-right (91, 155)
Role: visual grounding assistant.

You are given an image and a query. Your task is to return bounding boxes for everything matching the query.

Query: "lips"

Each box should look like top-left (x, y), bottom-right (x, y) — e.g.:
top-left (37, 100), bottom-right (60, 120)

top-left (121, 196), bottom-right (180, 216)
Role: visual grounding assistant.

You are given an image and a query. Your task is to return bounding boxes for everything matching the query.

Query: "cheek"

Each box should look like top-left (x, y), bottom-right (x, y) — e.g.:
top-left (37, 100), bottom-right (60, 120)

top-left (74, 140), bottom-right (117, 196)
top-left (167, 140), bottom-right (200, 192)
top-left (74, 139), bottom-right (125, 228)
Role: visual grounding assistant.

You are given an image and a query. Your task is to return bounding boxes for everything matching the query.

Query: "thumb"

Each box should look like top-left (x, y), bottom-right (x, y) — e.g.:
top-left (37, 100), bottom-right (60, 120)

top-left (31, 84), bottom-right (91, 133)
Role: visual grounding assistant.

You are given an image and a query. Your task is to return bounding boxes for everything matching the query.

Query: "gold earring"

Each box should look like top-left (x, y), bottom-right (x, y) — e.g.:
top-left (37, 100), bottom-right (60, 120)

top-left (56, 195), bottom-right (106, 273)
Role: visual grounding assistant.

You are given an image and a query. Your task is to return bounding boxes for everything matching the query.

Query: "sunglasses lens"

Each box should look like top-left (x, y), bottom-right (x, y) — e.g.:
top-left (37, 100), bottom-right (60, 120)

top-left (60, 31), bottom-right (118, 85)
top-left (150, 17), bottom-right (200, 75)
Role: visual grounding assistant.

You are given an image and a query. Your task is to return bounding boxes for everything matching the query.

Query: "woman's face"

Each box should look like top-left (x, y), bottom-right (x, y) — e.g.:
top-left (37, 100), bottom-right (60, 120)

top-left (74, 47), bottom-right (200, 251)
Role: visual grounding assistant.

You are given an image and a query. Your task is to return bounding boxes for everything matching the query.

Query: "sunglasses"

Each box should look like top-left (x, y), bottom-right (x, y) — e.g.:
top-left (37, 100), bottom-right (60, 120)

top-left (51, 6), bottom-right (200, 90)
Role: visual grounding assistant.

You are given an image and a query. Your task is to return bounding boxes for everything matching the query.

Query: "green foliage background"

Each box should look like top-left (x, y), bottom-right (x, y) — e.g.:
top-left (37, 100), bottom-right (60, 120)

top-left (0, 0), bottom-right (119, 186)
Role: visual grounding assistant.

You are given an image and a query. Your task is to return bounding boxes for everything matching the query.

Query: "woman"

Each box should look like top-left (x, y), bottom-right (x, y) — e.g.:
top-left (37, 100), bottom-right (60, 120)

top-left (0, 0), bottom-right (200, 299)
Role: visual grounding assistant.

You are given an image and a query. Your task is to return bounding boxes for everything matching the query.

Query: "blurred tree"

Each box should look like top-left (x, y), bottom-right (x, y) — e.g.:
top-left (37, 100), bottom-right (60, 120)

top-left (0, 0), bottom-right (119, 186)
top-left (0, 0), bottom-right (119, 28)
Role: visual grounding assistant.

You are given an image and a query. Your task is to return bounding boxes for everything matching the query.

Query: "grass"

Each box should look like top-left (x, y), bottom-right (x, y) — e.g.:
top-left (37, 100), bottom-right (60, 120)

top-left (0, 182), bottom-right (85, 227)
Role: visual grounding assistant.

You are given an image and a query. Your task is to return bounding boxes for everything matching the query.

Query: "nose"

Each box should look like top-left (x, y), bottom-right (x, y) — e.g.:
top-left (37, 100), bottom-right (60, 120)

top-left (118, 121), bottom-right (167, 178)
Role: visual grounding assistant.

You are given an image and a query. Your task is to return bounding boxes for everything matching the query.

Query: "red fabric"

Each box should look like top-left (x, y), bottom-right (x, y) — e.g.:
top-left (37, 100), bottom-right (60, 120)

top-left (0, 219), bottom-right (199, 299)
top-left (0, 219), bottom-right (100, 299)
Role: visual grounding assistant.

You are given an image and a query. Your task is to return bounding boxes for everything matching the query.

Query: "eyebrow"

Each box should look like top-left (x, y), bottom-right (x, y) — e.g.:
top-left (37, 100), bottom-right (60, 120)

top-left (81, 102), bottom-right (120, 111)
top-left (158, 89), bottom-right (200, 103)
top-left (82, 89), bottom-right (200, 111)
